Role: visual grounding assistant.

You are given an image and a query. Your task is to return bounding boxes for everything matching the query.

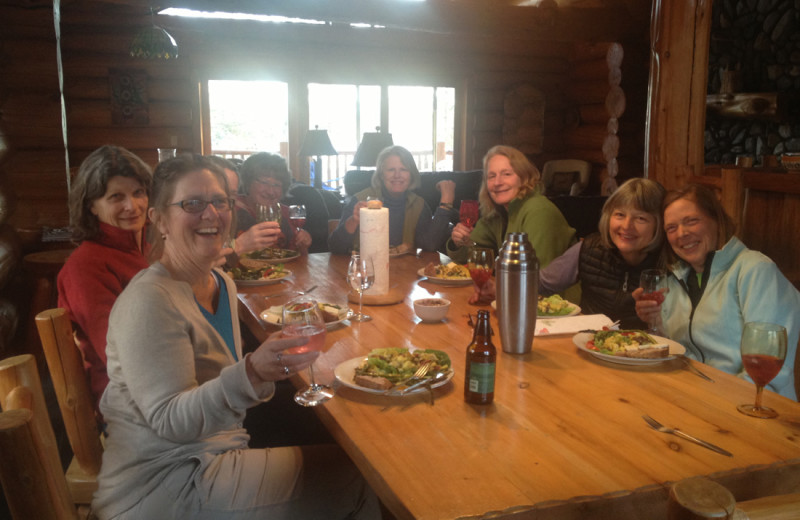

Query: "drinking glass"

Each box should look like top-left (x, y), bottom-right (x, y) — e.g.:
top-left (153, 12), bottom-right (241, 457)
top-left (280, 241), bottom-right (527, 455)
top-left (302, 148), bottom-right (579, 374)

top-left (467, 247), bottom-right (494, 304)
top-left (737, 321), bottom-right (787, 419)
top-left (347, 254), bottom-right (375, 322)
top-left (459, 200), bottom-right (479, 228)
top-left (289, 205), bottom-right (306, 233)
top-left (257, 203), bottom-right (281, 223)
top-left (282, 299), bottom-right (333, 406)
top-left (639, 269), bottom-right (668, 334)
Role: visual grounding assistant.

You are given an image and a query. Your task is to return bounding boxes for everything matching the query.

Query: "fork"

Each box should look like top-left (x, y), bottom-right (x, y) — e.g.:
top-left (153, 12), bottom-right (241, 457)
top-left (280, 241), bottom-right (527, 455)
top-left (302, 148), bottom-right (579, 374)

top-left (642, 415), bottom-right (732, 457)
top-left (383, 363), bottom-right (431, 394)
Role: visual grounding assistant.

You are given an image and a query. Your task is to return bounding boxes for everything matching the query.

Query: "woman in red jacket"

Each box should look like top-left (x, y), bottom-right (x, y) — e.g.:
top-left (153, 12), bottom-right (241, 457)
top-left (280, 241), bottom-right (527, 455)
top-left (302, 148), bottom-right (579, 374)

top-left (57, 145), bottom-right (152, 420)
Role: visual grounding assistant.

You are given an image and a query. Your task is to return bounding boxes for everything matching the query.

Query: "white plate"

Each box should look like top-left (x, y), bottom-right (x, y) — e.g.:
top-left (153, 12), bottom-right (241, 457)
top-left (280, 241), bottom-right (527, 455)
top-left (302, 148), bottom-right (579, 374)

top-left (417, 268), bottom-right (472, 286)
top-left (233, 270), bottom-right (292, 286)
top-left (334, 356), bottom-right (454, 395)
top-left (490, 300), bottom-right (581, 318)
top-left (260, 302), bottom-right (351, 329)
top-left (572, 332), bottom-right (686, 365)
top-left (240, 249), bottom-right (300, 266)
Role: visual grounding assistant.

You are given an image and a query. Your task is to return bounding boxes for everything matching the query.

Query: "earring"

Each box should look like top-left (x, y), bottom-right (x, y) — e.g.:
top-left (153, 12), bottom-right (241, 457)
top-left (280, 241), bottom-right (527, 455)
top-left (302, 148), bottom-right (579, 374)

top-left (161, 234), bottom-right (167, 240)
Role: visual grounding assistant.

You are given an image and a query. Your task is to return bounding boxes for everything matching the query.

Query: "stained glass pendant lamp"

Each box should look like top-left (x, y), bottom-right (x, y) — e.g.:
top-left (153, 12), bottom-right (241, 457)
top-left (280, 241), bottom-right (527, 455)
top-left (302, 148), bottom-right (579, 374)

top-left (130, 9), bottom-right (178, 59)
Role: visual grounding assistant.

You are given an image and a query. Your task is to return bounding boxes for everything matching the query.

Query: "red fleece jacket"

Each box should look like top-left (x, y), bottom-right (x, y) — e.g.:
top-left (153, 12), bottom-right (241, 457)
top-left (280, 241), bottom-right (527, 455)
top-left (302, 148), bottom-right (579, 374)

top-left (57, 223), bottom-right (150, 415)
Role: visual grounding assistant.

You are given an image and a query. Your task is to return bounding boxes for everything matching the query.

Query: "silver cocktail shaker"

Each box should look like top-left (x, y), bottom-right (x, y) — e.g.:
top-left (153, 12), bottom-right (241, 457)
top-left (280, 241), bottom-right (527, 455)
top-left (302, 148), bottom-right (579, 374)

top-left (496, 232), bottom-right (539, 354)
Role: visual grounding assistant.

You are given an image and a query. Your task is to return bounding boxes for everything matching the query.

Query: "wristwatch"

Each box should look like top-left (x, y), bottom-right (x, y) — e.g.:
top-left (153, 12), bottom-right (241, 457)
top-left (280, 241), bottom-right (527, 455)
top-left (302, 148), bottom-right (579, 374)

top-left (439, 203), bottom-right (454, 211)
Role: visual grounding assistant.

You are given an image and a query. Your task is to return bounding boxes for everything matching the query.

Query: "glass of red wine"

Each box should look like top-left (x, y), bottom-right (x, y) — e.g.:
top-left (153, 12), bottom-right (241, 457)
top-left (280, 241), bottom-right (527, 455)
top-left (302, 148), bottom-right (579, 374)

top-left (737, 321), bottom-right (787, 419)
top-left (467, 247), bottom-right (494, 305)
top-left (282, 299), bottom-right (333, 406)
top-left (460, 200), bottom-right (479, 228)
top-left (289, 204), bottom-right (306, 233)
top-left (639, 269), bottom-right (668, 334)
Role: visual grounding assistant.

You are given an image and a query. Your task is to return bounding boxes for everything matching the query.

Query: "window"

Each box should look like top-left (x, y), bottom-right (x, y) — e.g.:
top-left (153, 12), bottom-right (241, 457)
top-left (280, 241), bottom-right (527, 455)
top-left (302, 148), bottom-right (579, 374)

top-left (208, 80), bottom-right (289, 160)
top-left (309, 83), bottom-right (456, 188)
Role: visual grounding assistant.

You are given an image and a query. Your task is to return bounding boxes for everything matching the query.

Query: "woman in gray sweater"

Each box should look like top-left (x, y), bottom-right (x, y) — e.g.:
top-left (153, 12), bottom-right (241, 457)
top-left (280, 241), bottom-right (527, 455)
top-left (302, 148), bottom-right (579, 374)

top-left (93, 154), bottom-right (378, 519)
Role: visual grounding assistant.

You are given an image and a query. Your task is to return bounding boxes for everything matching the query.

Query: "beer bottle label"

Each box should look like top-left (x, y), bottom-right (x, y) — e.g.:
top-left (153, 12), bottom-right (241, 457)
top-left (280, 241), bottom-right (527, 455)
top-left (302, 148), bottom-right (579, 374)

top-left (468, 362), bottom-right (495, 394)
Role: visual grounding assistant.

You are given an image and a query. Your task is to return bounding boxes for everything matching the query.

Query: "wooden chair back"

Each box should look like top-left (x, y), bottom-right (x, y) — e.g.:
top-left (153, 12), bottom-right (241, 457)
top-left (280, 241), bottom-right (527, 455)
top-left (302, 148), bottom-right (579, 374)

top-left (35, 308), bottom-right (103, 505)
top-left (669, 476), bottom-right (800, 519)
top-left (0, 354), bottom-right (78, 519)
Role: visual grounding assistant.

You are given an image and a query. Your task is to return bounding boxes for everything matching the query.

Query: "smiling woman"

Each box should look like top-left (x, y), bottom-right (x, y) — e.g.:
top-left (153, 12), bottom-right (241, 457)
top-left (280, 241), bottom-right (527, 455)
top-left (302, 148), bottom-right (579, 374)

top-left (57, 145), bottom-right (152, 420)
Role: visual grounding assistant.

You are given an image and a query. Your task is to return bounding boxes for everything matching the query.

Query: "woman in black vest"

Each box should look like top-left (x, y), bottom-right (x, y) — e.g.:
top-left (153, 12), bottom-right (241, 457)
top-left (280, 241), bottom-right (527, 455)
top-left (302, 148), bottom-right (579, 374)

top-left (539, 177), bottom-right (666, 328)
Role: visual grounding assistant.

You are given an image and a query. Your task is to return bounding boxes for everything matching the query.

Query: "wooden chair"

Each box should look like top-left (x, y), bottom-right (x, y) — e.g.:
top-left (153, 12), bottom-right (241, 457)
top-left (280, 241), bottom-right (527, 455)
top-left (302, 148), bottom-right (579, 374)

top-left (0, 354), bottom-right (79, 519)
top-left (34, 308), bottom-right (103, 506)
top-left (669, 476), bottom-right (800, 519)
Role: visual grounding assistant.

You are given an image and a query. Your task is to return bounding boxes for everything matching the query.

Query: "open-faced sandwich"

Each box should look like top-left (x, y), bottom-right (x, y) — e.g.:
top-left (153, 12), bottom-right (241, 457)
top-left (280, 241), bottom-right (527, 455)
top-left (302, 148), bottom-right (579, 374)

top-left (538, 295), bottom-right (574, 316)
top-left (423, 261), bottom-right (470, 280)
top-left (264, 302), bottom-right (346, 325)
top-left (587, 329), bottom-right (669, 359)
top-left (353, 347), bottom-right (451, 391)
top-left (228, 264), bottom-right (288, 281)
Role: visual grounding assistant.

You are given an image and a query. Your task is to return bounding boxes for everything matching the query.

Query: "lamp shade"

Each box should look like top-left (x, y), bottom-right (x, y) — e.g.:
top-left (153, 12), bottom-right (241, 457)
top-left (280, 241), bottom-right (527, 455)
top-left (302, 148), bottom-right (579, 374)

top-left (298, 128), bottom-right (337, 157)
top-left (352, 132), bottom-right (394, 167)
top-left (130, 25), bottom-right (178, 59)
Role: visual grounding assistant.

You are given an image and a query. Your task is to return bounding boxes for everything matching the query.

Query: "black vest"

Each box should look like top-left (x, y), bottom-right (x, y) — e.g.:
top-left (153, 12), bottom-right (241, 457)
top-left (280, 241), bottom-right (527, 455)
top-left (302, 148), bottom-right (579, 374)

top-left (578, 234), bottom-right (659, 329)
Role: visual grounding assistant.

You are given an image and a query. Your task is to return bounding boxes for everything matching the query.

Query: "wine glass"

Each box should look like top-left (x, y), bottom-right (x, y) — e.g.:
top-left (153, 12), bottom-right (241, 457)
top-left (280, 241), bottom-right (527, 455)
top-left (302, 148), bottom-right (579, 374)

top-left (257, 203), bottom-right (281, 223)
top-left (289, 205), bottom-right (306, 233)
top-left (639, 269), bottom-right (668, 334)
top-left (459, 200), bottom-right (479, 228)
top-left (467, 247), bottom-right (494, 305)
top-left (282, 299), bottom-right (333, 407)
top-left (737, 321), bottom-right (787, 419)
top-left (347, 254), bottom-right (375, 322)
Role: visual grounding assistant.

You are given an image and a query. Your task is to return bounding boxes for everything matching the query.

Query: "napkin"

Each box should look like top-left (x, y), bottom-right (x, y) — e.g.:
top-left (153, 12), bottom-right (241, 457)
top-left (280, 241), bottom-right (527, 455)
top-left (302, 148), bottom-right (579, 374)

top-left (535, 314), bottom-right (615, 336)
top-left (359, 207), bottom-right (389, 295)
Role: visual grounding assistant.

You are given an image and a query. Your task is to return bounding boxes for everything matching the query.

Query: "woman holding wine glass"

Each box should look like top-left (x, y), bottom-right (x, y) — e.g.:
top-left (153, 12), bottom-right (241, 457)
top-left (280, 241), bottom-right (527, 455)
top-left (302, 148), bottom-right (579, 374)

top-left (92, 154), bottom-right (379, 519)
top-left (634, 184), bottom-right (800, 399)
top-left (329, 145), bottom-right (455, 255)
top-left (539, 178), bottom-right (666, 329)
top-left (447, 145), bottom-right (578, 304)
top-left (235, 152), bottom-right (312, 254)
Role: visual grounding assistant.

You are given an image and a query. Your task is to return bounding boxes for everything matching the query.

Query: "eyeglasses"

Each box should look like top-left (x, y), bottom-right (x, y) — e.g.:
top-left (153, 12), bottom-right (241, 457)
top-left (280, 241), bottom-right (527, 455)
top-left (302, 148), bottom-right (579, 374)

top-left (252, 178), bottom-right (283, 190)
top-left (169, 198), bottom-right (235, 214)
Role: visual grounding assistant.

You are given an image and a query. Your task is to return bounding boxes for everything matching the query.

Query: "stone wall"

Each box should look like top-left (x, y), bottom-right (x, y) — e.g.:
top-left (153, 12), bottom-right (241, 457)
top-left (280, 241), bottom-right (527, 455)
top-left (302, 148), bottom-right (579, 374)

top-left (705, 0), bottom-right (800, 164)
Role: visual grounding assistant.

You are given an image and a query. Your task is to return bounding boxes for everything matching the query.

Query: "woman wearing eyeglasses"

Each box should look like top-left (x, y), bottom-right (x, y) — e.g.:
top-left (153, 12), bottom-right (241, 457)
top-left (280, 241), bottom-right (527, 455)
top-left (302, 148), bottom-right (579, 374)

top-left (57, 145), bottom-right (152, 420)
top-left (235, 152), bottom-right (312, 254)
top-left (93, 155), bottom-right (379, 519)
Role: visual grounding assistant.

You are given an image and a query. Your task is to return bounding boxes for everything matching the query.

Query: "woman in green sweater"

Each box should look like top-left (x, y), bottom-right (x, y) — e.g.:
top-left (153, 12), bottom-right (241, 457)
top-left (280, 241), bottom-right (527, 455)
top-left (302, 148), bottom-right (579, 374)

top-left (447, 145), bottom-right (577, 304)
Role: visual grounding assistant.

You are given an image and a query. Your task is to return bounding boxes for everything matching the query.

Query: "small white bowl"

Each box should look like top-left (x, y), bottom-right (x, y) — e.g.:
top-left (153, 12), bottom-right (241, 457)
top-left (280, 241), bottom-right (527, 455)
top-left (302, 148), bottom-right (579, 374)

top-left (413, 298), bottom-right (451, 323)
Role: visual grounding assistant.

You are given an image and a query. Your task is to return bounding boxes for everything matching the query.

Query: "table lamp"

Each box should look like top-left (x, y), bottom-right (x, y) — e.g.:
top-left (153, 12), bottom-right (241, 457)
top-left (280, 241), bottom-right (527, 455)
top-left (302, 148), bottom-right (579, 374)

top-left (352, 128), bottom-right (393, 170)
top-left (299, 126), bottom-right (337, 189)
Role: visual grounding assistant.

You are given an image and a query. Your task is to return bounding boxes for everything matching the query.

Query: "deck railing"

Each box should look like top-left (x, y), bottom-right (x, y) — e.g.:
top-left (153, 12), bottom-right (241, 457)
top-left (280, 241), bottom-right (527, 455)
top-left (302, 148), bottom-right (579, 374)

top-left (213, 149), bottom-right (438, 193)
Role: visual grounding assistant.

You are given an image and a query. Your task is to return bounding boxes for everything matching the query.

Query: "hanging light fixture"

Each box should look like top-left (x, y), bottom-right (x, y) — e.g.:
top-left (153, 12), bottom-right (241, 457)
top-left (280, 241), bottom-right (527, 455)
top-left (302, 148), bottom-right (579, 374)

top-left (130, 9), bottom-right (178, 59)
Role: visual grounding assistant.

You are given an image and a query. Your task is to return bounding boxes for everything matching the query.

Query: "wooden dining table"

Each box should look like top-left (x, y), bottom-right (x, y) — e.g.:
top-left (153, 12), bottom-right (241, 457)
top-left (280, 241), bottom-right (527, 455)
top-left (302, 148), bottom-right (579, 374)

top-left (237, 252), bottom-right (800, 520)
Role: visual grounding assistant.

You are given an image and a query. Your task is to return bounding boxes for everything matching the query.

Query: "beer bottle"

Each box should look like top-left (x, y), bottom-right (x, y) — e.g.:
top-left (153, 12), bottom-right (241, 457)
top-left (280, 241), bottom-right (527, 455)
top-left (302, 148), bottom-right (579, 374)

top-left (464, 310), bottom-right (496, 404)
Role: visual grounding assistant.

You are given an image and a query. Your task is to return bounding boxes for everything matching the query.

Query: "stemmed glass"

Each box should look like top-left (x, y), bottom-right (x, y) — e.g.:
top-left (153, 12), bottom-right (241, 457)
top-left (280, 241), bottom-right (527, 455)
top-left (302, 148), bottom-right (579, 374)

top-left (467, 247), bottom-right (494, 305)
top-left (257, 203), bottom-right (281, 223)
top-left (639, 269), bottom-right (668, 334)
top-left (459, 200), bottom-right (479, 247)
top-left (282, 299), bottom-right (333, 406)
top-left (737, 321), bottom-right (787, 419)
top-left (347, 254), bottom-right (375, 322)
top-left (288, 205), bottom-right (306, 233)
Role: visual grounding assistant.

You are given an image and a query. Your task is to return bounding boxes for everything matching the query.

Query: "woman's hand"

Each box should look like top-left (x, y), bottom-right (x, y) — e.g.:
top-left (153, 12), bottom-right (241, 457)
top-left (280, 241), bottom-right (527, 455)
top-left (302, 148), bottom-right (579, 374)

top-left (451, 222), bottom-right (473, 248)
top-left (436, 180), bottom-right (456, 205)
top-left (234, 222), bottom-right (282, 255)
top-left (294, 229), bottom-right (312, 252)
top-left (246, 331), bottom-right (319, 388)
top-left (469, 277), bottom-right (496, 305)
top-left (632, 287), bottom-right (663, 326)
top-left (345, 201), bottom-right (369, 234)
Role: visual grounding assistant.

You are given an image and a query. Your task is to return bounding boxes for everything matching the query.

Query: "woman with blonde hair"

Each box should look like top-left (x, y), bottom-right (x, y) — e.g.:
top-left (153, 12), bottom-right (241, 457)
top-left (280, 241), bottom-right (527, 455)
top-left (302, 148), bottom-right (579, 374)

top-left (447, 145), bottom-right (576, 303)
top-left (540, 177), bottom-right (666, 328)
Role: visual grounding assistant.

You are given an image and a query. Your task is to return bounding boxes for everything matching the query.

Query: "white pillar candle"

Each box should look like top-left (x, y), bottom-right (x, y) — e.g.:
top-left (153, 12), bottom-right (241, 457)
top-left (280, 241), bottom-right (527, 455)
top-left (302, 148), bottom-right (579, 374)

top-left (359, 207), bottom-right (389, 295)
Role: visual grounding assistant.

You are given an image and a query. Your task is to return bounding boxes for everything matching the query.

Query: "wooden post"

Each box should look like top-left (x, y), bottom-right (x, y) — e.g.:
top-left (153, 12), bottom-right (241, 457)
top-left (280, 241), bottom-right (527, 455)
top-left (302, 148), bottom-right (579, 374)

top-left (0, 355), bottom-right (77, 518)
top-left (720, 167), bottom-right (745, 234)
top-left (670, 476), bottom-right (800, 520)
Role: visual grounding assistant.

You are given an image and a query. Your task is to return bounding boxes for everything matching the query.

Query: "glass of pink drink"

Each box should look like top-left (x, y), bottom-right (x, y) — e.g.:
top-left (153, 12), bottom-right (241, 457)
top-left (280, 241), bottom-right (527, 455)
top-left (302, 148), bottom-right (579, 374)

top-left (289, 204), bottom-right (306, 233)
top-left (282, 299), bottom-right (333, 406)
top-left (467, 247), bottom-right (494, 305)
top-left (737, 321), bottom-right (787, 419)
top-left (639, 269), bottom-right (668, 334)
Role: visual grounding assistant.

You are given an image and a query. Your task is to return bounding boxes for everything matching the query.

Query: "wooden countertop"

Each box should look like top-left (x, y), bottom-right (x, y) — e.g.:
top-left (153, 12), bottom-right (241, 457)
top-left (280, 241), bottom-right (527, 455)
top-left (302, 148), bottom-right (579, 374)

top-left (237, 252), bottom-right (800, 520)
